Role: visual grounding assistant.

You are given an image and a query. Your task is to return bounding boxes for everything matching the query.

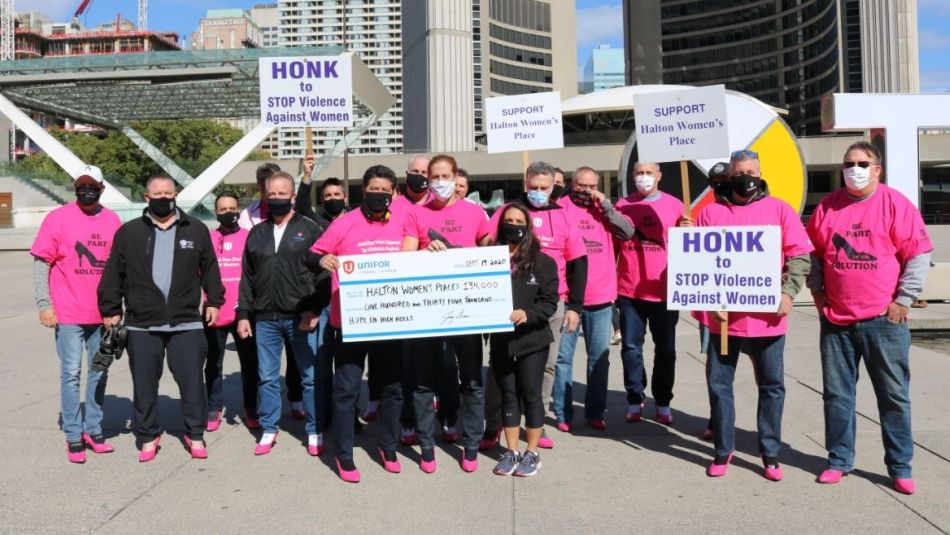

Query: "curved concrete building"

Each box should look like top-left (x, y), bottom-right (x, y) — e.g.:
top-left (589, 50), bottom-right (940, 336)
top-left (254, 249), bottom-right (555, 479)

top-left (625, 0), bottom-right (844, 135)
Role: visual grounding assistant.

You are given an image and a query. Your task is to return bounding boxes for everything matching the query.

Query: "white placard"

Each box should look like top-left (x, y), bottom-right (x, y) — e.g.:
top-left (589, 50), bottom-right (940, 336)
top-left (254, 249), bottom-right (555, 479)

top-left (485, 92), bottom-right (564, 153)
top-left (633, 85), bottom-right (729, 162)
top-left (337, 247), bottom-right (515, 342)
top-left (667, 226), bottom-right (782, 312)
top-left (258, 55), bottom-right (353, 127)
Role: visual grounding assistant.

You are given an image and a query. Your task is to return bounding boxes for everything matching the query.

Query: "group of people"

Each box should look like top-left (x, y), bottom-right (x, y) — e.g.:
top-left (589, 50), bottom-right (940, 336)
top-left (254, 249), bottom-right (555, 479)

top-left (33, 141), bottom-right (931, 493)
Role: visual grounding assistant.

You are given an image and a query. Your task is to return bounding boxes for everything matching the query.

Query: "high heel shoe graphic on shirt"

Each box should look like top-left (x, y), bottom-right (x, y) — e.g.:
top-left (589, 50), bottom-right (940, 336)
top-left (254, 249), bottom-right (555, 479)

top-left (74, 241), bottom-right (107, 268)
top-left (832, 233), bottom-right (877, 262)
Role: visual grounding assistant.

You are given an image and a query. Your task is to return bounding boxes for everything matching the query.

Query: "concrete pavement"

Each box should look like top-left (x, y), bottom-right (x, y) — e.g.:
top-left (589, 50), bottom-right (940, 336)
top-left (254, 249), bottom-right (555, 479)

top-left (1, 249), bottom-right (949, 534)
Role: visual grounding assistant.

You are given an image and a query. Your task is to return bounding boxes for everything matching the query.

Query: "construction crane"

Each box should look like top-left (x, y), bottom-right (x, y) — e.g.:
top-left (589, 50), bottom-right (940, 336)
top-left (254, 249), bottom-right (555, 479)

top-left (74, 0), bottom-right (147, 31)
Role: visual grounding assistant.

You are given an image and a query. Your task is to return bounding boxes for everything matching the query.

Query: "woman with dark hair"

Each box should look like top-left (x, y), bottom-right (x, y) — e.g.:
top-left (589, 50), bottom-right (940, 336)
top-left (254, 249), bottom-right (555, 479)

top-left (490, 203), bottom-right (559, 477)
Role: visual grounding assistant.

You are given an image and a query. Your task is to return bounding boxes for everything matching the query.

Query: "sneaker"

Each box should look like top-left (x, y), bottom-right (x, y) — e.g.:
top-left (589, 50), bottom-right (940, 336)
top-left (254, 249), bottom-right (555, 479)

top-left (514, 450), bottom-right (542, 477)
top-left (493, 450), bottom-right (521, 476)
top-left (82, 433), bottom-right (114, 454)
top-left (207, 410), bottom-right (223, 432)
top-left (655, 407), bottom-right (674, 426)
top-left (588, 419), bottom-right (607, 431)
top-left (460, 448), bottom-right (478, 472)
top-left (537, 433), bottom-right (555, 449)
top-left (556, 421), bottom-right (572, 433)
top-left (893, 477), bottom-right (916, 495)
top-left (706, 452), bottom-right (733, 477)
top-left (763, 457), bottom-right (782, 482)
top-left (441, 425), bottom-right (459, 443)
top-left (400, 427), bottom-right (417, 446)
top-left (378, 448), bottom-right (401, 473)
top-left (66, 441), bottom-right (86, 464)
top-left (362, 401), bottom-right (379, 422)
top-left (307, 433), bottom-right (325, 456)
top-left (290, 401), bottom-right (305, 420)
top-left (610, 330), bottom-right (622, 345)
top-left (817, 468), bottom-right (845, 484)
top-left (626, 404), bottom-right (644, 423)
top-left (255, 432), bottom-right (278, 456)
top-left (478, 426), bottom-right (503, 451)
top-left (419, 448), bottom-right (437, 474)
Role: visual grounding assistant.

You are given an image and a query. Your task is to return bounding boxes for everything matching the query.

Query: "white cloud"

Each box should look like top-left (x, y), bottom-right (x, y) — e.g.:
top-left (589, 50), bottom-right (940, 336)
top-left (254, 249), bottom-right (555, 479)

top-left (919, 29), bottom-right (950, 51)
top-left (576, 4), bottom-right (624, 48)
top-left (30, 0), bottom-right (77, 19)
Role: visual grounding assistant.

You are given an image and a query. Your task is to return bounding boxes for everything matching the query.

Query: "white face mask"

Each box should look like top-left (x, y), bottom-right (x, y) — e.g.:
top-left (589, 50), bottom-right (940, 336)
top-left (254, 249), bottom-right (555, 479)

top-left (430, 179), bottom-right (456, 200)
top-left (843, 166), bottom-right (870, 191)
top-left (635, 174), bottom-right (656, 195)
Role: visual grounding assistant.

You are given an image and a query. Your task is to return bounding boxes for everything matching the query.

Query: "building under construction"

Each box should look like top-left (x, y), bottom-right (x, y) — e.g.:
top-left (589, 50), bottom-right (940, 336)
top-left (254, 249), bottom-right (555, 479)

top-left (11, 11), bottom-right (179, 60)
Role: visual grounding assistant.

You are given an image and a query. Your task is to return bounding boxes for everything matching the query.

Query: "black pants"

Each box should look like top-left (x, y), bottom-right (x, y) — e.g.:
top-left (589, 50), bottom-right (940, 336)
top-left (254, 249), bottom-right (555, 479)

top-left (285, 340), bottom-right (303, 403)
top-left (491, 346), bottom-right (547, 429)
top-left (127, 329), bottom-right (207, 440)
top-left (400, 340), bottom-right (416, 427)
top-left (204, 323), bottom-right (259, 415)
top-left (412, 334), bottom-right (484, 450)
top-left (329, 327), bottom-right (402, 461)
top-left (436, 341), bottom-right (461, 426)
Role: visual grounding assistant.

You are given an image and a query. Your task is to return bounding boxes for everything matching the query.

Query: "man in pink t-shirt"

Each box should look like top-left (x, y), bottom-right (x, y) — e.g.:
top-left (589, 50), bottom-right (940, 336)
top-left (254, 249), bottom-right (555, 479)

top-left (806, 141), bottom-right (932, 495)
top-left (696, 150), bottom-right (813, 481)
top-left (614, 161), bottom-right (685, 425)
top-left (481, 161), bottom-right (589, 451)
top-left (551, 166), bottom-right (634, 431)
top-left (30, 165), bottom-right (121, 463)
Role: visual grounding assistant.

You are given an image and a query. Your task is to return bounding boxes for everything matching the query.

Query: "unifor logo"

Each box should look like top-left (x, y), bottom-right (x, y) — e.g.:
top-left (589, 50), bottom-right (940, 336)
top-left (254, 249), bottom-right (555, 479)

top-left (533, 217), bottom-right (543, 228)
top-left (343, 260), bottom-right (355, 274)
top-left (223, 241), bottom-right (233, 251)
top-left (179, 240), bottom-right (194, 249)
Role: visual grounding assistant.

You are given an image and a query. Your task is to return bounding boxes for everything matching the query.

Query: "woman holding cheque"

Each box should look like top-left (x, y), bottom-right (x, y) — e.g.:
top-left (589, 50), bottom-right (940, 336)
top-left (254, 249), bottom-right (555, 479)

top-left (309, 165), bottom-right (407, 484)
top-left (489, 203), bottom-right (559, 477)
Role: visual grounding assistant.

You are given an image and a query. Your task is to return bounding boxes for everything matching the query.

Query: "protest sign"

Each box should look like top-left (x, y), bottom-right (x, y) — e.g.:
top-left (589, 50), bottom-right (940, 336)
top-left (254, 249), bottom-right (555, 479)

top-left (667, 226), bottom-right (782, 313)
top-left (337, 247), bottom-right (515, 342)
top-left (259, 55), bottom-right (353, 128)
top-left (633, 85), bottom-right (729, 163)
top-left (485, 92), bottom-right (564, 154)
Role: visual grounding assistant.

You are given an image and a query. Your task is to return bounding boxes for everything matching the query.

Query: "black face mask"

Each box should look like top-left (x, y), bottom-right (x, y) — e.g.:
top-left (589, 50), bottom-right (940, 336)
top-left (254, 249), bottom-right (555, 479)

top-left (500, 223), bottom-right (528, 244)
top-left (76, 186), bottom-right (101, 207)
top-left (729, 174), bottom-right (761, 198)
top-left (148, 197), bottom-right (175, 218)
top-left (406, 173), bottom-right (428, 194)
top-left (551, 184), bottom-right (566, 200)
top-left (570, 189), bottom-right (593, 207)
top-left (324, 198), bottom-right (346, 217)
top-left (363, 191), bottom-right (392, 214)
top-left (267, 198), bottom-right (293, 217)
top-left (216, 212), bottom-right (239, 229)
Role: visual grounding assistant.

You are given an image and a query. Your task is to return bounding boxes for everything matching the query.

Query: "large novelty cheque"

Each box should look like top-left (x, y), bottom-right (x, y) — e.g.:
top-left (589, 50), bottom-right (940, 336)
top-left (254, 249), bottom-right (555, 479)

top-left (338, 247), bottom-right (515, 342)
top-left (667, 226), bottom-right (782, 312)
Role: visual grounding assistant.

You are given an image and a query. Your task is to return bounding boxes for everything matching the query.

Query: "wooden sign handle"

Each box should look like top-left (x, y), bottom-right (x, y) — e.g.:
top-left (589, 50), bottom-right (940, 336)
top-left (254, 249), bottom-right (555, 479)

top-left (305, 126), bottom-right (314, 158)
top-left (680, 160), bottom-right (691, 218)
top-left (522, 150), bottom-right (530, 174)
top-left (720, 311), bottom-right (729, 355)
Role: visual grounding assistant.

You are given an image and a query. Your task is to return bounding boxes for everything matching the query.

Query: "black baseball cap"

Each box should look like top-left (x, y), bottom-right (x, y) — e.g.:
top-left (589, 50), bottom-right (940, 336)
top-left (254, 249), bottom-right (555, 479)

top-left (708, 162), bottom-right (729, 179)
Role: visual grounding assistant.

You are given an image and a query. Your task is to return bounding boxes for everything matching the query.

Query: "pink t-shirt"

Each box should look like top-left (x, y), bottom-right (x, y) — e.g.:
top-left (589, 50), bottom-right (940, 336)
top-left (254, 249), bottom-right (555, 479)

top-left (807, 184), bottom-right (932, 324)
top-left (696, 196), bottom-right (813, 337)
top-left (615, 192), bottom-right (684, 302)
top-left (390, 192), bottom-right (429, 214)
top-left (209, 227), bottom-right (249, 327)
top-left (489, 202), bottom-right (586, 300)
top-left (556, 196), bottom-right (618, 306)
top-left (30, 202), bottom-right (121, 324)
top-left (310, 208), bottom-right (408, 328)
top-left (404, 197), bottom-right (490, 249)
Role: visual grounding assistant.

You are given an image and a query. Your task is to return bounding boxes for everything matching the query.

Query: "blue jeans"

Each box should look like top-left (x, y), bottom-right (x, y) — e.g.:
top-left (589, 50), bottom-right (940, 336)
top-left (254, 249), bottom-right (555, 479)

top-left (708, 334), bottom-right (786, 460)
top-left (255, 318), bottom-right (317, 434)
top-left (553, 304), bottom-right (612, 422)
top-left (56, 324), bottom-right (106, 442)
top-left (314, 306), bottom-right (334, 431)
top-left (820, 315), bottom-right (913, 478)
top-left (617, 297), bottom-right (679, 407)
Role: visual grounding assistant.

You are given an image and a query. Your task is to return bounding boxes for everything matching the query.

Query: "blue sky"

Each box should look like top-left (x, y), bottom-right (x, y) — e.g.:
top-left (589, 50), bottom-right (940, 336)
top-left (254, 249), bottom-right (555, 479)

top-left (32, 0), bottom-right (950, 91)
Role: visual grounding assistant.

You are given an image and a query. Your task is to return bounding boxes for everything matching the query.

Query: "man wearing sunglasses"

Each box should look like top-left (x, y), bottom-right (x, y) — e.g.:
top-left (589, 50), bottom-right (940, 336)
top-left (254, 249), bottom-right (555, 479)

top-left (694, 149), bottom-right (813, 482)
top-left (806, 141), bottom-right (933, 495)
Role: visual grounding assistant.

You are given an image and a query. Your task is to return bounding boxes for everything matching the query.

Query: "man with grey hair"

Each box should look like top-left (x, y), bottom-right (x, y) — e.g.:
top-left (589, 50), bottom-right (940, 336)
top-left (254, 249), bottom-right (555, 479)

top-left (482, 161), bottom-right (588, 450)
top-left (99, 175), bottom-right (224, 461)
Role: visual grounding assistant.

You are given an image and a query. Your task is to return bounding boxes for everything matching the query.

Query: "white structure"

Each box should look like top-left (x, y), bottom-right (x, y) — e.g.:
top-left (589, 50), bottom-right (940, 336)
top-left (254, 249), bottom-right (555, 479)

top-left (277, 0), bottom-right (403, 158)
top-left (859, 0), bottom-right (920, 93)
top-left (402, 0), bottom-right (474, 153)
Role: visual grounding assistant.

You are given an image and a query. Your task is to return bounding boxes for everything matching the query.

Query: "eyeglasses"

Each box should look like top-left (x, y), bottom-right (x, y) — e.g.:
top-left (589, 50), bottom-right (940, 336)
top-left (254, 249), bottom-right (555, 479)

top-left (730, 149), bottom-right (759, 160)
top-left (842, 161), bottom-right (879, 168)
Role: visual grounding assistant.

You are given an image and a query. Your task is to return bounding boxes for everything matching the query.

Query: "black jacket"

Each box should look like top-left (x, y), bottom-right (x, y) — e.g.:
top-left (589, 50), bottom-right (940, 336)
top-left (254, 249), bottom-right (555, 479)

top-left (237, 212), bottom-right (325, 319)
top-left (490, 251), bottom-right (559, 357)
top-left (98, 208), bottom-right (225, 328)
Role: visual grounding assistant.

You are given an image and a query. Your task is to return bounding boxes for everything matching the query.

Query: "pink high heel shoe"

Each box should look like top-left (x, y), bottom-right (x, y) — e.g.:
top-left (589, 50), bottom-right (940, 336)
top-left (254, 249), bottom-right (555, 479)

top-left (184, 436), bottom-right (208, 459)
top-left (138, 435), bottom-right (162, 463)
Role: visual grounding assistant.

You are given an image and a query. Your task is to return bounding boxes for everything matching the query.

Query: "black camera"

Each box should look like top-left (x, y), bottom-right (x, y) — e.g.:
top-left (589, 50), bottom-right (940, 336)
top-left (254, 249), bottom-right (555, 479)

top-left (91, 325), bottom-right (129, 372)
